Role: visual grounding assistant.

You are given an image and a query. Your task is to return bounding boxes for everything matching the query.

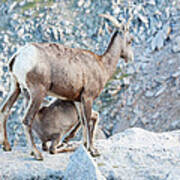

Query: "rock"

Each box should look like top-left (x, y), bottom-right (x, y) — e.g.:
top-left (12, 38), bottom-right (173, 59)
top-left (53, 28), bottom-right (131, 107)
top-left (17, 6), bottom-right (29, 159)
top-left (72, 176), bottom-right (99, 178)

top-left (169, 120), bottom-right (180, 130)
top-left (64, 145), bottom-right (105, 180)
top-left (167, 167), bottom-right (180, 180)
top-left (112, 117), bottom-right (130, 134)
top-left (151, 30), bottom-right (164, 51)
top-left (95, 128), bottom-right (180, 180)
top-left (17, 28), bottom-right (24, 37)
top-left (126, 65), bottom-right (136, 75)
top-left (1, 128), bottom-right (180, 179)
top-left (177, 90), bottom-right (180, 96)
top-left (96, 128), bottom-right (106, 140)
top-left (123, 77), bottom-right (130, 85)
top-left (138, 14), bottom-right (149, 28)
top-left (0, 147), bottom-right (66, 179)
top-left (172, 36), bottom-right (180, 53)
top-left (147, 0), bottom-right (156, 6)
top-left (130, 116), bottom-right (138, 126)
top-left (78, 0), bottom-right (84, 7)
top-left (154, 85), bottom-right (166, 97)
top-left (152, 112), bottom-right (160, 119)
top-left (172, 71), bottom-right (180, 78)
top-left (141, 117), bottom-right (150, 125)
top-left (145, 90), bottom-right (154, 97)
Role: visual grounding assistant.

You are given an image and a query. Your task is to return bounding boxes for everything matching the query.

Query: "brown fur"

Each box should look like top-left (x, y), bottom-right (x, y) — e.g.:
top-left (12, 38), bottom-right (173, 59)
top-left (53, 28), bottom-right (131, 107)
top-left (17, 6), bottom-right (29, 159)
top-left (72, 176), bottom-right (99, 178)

top-left (32, 99), bottom-right (99, 154)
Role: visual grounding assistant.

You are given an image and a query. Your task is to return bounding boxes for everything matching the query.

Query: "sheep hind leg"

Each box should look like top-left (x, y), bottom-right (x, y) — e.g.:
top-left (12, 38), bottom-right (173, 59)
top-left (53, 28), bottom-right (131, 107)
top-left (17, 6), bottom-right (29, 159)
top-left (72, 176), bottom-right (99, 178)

top-left (0, 77), bottom-right (20, 151)
top-left (80, 96), bottom-right (100, 156)
top-left (22, 84), bottom-right (46, 160)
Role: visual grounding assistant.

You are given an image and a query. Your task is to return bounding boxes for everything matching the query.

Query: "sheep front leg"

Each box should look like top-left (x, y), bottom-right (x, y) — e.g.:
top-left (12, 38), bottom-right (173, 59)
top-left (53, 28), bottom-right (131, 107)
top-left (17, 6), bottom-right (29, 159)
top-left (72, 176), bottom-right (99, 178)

top-left (81, 97), bottom-right (100, 157)
top-left (81, 96), bottom-right (99, 156)
top-left (80, 97), bottom-right (91, 148)
top-left (74, 101), bottom-right (88, 145)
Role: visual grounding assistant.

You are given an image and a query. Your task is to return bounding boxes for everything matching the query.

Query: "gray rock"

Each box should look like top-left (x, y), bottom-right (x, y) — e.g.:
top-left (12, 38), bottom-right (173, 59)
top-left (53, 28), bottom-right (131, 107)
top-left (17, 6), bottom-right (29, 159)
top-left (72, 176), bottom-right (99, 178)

top-left (0, 128), bottom-right (180, 179)
top-left (96, 129), bottom-right (106, 140)
top-left (172, 71), bottom-right (180, 78)
top-left (151, 29), bottom-right (165, 51)
top-left (145, 90), bottom-right (154, 98)
top-left (126, 65), bottom-right (136, 75)
top-left (167, 167), bottom-right (180, 180)
top-left (130, 116), bottom-right (138, 126)
top-left (147, 0), bottom-right (156, 6)
top-left (154, 85), bottom-right (166, 97)
top-left (95, 128), bottom-right (180, 180)
top-left (169, 120), bottom-right (180, 130)
top-left (78, 0), bottom-right (84, 7)
top-left (141, 117), bottom-right (150, 125)
top-left (0, 147), bottom-right (66, 180)
top-left (64, 145), bottom-right (105, 180)
top-left (123, 77), bottom-right (130, 85)
top-left (172, 36), bottom-right (180, 53)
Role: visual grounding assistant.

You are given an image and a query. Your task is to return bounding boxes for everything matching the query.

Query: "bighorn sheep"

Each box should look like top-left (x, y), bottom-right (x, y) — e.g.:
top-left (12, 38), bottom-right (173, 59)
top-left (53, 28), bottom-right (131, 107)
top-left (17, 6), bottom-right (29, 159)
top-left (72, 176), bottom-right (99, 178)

top-left (32, 99), bottom-right (99, 154)
top-left (0, 14), bottom-right (134, 160)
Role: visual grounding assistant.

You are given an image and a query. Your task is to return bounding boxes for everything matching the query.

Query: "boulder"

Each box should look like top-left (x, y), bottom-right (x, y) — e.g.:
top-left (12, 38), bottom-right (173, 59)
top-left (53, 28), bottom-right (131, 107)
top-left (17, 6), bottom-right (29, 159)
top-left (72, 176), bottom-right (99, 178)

top-left (64, 145), bottom-right (105, 180)
top-left (0, 128), bottom-right (180, 180)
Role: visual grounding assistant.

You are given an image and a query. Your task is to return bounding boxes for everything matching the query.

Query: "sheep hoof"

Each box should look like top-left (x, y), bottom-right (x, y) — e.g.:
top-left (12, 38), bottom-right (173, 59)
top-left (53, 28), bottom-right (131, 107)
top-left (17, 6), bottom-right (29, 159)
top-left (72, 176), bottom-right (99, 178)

top-left (3, 141), bottom-right (11, 151)
top-left (33, 151), bottom-right (44, 161)
top-left (30, 151), bottom-right (34, 156)
top-left (30, 151), bottom-right (43, 161)
top-left (49, 148), bottom-right (56, 154)
top-left (42, 144), bottom-right (48, 151)
top-left (89, 147), bottom-right (100, 157)
top-left (83, 142), bottom-right (87, 148)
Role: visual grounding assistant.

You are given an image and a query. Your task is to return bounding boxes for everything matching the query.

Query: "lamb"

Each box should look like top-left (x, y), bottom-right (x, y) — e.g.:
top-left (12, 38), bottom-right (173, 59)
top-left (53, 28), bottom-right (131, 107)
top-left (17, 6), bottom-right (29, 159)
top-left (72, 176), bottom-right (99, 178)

top-left (32, 99), bottom-right (99, 154)
top-left (0, 14), bottom-right (134, 160)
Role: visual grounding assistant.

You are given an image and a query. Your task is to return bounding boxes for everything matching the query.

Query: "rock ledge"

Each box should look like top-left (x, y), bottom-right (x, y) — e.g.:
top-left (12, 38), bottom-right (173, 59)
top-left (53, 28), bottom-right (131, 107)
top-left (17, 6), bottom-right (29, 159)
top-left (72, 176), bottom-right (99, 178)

top-left (1, 128), bottom-right (180, 180)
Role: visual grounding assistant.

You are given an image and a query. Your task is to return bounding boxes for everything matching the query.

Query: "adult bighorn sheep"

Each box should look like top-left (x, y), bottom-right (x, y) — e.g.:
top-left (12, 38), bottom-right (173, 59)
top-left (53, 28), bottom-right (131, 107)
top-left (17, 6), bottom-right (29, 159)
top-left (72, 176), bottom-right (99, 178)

top-left (0, 14), bottom-right (134, 160)
top-left (32, 99), bottom-right (99, 154)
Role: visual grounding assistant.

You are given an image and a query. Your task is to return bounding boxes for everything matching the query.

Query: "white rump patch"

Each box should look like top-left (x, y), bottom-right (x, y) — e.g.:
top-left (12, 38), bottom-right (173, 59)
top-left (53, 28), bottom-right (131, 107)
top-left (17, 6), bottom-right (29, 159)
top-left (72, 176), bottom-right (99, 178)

top-left (12, 44), bottom-right (38, 89)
